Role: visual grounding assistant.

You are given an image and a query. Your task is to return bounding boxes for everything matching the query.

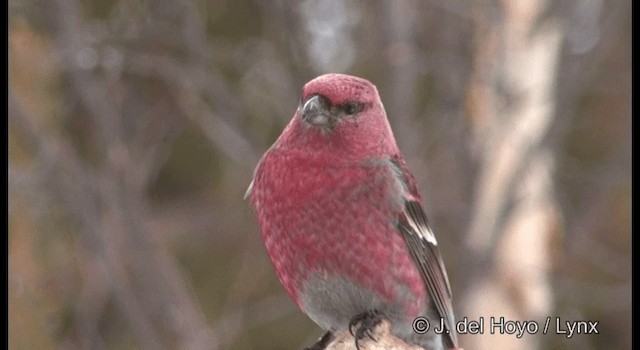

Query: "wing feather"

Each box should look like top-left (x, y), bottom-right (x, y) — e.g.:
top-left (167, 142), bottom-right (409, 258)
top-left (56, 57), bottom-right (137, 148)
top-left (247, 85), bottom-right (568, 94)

top-left (389, 157), bottom-right (458, 348)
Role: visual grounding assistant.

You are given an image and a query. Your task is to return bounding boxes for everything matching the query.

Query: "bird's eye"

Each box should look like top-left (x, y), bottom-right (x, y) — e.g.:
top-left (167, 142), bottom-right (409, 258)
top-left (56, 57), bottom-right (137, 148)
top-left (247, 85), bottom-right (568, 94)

top-left (344, 102), bottom-right (361, 115)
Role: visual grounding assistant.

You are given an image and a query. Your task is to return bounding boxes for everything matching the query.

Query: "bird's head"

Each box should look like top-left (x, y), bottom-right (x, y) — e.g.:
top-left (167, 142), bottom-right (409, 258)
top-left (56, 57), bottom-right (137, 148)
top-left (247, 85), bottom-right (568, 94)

top-left (279, 73), bottom-right (398, 158)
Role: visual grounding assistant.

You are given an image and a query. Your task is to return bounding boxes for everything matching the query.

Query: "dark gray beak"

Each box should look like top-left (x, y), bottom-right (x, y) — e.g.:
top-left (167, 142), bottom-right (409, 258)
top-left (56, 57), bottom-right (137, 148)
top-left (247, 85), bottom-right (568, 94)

top-left (301, 95), bottom-right (333, 127)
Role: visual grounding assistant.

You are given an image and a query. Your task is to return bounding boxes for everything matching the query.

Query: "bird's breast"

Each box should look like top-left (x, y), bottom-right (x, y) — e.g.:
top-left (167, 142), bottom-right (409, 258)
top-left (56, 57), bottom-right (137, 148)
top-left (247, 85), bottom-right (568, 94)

top-left (252, 148), bottom-right (426, 318)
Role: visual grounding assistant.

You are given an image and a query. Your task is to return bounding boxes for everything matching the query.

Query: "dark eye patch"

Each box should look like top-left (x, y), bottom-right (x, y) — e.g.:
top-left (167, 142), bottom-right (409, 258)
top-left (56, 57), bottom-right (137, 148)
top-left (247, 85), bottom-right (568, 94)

top-left (343, 102), bottom-right (363, 115)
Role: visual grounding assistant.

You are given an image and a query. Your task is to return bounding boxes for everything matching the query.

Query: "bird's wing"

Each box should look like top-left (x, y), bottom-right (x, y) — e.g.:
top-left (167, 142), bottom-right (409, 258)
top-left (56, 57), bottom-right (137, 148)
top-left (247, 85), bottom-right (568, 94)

top-left (388, 156), bottom-right (458, 348)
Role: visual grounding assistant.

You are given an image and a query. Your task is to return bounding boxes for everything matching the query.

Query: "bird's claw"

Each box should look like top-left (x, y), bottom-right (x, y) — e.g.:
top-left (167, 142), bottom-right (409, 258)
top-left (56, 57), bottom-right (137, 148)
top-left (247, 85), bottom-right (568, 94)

top-left (348, 310), bottom-right (384, 350)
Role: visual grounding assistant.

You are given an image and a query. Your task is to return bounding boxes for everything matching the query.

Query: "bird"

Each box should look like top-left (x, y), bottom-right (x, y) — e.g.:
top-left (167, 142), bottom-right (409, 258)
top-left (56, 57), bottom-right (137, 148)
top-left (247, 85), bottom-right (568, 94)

top-left (246, 73), bottom-right (458, 350)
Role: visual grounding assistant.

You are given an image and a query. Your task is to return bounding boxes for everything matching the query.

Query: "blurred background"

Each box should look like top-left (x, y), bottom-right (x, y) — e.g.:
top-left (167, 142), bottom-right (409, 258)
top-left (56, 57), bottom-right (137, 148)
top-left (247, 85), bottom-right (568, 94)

top-left (8, 0), bottom-right (631, 349)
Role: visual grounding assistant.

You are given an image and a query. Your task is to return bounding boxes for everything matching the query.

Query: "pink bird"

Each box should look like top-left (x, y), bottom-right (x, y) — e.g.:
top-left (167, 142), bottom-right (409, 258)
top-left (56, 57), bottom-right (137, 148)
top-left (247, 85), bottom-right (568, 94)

top-left (247, 74), bottom-right (459, 350)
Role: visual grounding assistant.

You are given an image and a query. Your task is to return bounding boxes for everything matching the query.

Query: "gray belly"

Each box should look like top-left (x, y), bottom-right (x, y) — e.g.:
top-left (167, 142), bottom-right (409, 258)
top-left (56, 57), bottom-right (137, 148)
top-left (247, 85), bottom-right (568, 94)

top-left (298, 273), bottom-right (444, 349)
top-left (299, 274), bottom-right (394, 330)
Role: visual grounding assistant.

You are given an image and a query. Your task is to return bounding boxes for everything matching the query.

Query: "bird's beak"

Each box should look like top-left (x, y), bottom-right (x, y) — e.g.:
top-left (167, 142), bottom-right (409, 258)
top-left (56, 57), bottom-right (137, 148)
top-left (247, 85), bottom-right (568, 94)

top-left (301, 95), bottom-right (333, 127)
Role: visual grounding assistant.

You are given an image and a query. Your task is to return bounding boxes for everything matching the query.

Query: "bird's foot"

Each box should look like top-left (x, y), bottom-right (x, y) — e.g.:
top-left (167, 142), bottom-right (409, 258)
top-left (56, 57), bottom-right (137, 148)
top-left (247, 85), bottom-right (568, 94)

top-left (348, 310), bottom-right (384, 350)
top-left (303, 331), bottom-right (334, 350)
